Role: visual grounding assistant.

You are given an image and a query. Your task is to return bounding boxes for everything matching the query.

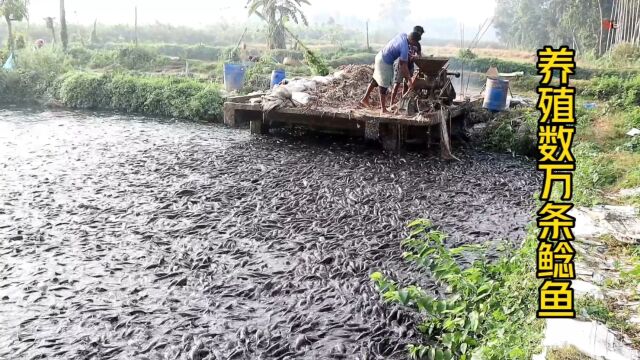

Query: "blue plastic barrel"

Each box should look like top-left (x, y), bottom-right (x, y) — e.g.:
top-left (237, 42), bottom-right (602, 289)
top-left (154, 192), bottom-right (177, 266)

top-left (483, 78), bottom-right (509, 112)
top-left (223, 63), bottom-right (246, 92)
top-left (271, 69), bottom-right (286, 88)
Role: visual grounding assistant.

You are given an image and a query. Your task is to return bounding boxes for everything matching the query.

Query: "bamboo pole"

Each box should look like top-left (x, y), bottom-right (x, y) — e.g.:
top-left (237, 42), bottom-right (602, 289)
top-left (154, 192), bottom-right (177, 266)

top-left (607, 0), bottom-right (616, 52)
top-left (624, 0), bottom-right (628, 42)
top-left (624, 0), bottom-right (630, 41)
top-left (619, 0), bottom-right (625, 42)
top-left (613, 0), bottom-right (620, 46)
top-left (626, 0), bottom-right (632, 41)
top-left (598, 0), bottom-right (604, 55)
top-left (625, 0), bottom-right (636, 44)
top-left (134, 6), bottom-right (138, 46)
top-left (632, 0), bottom-right (640, 45)
top-left (620, 0), bottom-right (625, 42)
top-left (366, 20), bottom-right (369, 51)
top-left (619, 0), bottom-right (624, 43)
top-left (617, 0), bottom-right (623, 43)
top-left (624, 0), bottom-right (629, 42)
top-left (628, 0), bottom-right (632, 41)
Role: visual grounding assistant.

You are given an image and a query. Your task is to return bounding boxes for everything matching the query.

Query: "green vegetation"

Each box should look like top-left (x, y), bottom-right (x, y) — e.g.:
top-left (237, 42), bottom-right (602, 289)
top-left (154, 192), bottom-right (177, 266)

top-left (573, 75), bottom-right (640, 205)
top-left (450, 56), bottom-right (640, 80)
top-left (576, 296), bottom-right (640, 347)
top-left (546, 346), bottom-right (590, 360)
top-left (483, 72), bottom-right (640, 207)
top-left (371, 220), bottom-right (543, 359)
top-left (54, 71), bottom-right (222, 120)
top-left (495, 0), bottom-right (601, 53)
top-left (246, 0), bottom-right (310, 50)
top-left (1, 0), bottom-right (29, 52)
top-left (0, 47), bottom-right (223, 121)
top-left (284, 26), bottom-right (329, 76)
top-left (483, 107), bottom-right (538, 157)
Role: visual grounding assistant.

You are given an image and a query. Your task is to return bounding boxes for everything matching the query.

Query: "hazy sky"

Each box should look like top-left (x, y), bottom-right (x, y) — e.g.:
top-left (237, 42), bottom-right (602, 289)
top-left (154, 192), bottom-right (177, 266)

top-left (28, 0), bottom-right (496, 28)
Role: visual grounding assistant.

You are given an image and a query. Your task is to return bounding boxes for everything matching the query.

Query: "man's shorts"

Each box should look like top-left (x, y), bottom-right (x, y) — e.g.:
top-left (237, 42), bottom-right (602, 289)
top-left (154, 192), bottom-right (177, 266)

top-left (394, 61), bottom-right (415, 84)
top-left (372, 52), bottom-right (394, 90)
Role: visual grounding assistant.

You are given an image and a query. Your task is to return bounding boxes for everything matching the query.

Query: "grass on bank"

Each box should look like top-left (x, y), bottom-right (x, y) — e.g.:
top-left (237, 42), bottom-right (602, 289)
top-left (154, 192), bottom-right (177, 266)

top-left (546, 346), bottom-right (591, 360)
top-left (54, 71), bottom-right (223, 121)
top-left (576, 295), bottom-right (640, 349)
top-left (483, 72), bottom-right (640, 207)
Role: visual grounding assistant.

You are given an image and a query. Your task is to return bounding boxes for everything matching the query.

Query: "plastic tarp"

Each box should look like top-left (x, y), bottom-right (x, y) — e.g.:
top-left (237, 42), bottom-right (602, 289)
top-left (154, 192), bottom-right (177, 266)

top-left (3, 52), bottom-right (15, 71)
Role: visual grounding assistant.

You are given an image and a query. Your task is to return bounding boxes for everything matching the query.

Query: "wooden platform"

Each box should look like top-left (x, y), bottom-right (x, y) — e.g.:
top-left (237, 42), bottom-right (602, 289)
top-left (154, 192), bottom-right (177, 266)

top-left (223, 94), bottom-right (474, 152)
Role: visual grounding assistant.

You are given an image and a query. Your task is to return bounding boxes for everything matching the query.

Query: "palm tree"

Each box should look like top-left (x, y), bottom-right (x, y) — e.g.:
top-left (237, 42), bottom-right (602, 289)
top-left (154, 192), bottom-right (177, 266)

top-left (246, 0), bottom-right (310, 49)
top-left (0, 0), bottom-right (29, 51)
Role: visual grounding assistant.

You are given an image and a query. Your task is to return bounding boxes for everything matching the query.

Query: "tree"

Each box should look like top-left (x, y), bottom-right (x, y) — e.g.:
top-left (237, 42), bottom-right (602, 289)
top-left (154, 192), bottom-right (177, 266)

top-left (59, 0), bottom-right (67, 51)
top-left (494, 0), bottom-right (602, 53)
top-left (89, 19), bottom-right (99, 45)
top-left (0, 0), bottom-right (29, 51)
top-left (44, 16), bottom-right (56, 45)
top-left (246, 0), bottom-right (310, 49)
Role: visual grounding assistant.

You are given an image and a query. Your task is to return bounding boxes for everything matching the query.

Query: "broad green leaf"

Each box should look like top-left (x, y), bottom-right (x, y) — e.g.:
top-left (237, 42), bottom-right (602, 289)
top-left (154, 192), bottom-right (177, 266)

top-left (469, 311), bottom-right (480, 332)
top-left (443, 349), bottom-right (453, 359)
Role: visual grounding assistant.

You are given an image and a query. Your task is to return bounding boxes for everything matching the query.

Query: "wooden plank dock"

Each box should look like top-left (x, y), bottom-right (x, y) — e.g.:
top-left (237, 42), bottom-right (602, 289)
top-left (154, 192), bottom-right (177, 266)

top-left (223, 94), bottom-right (478, 152)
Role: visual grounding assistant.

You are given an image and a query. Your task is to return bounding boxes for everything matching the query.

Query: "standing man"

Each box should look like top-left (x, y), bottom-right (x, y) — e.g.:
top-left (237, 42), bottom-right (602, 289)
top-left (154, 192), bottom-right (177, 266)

top-left (359, 31), bottom-right (422, 115)
top-left (413, 26), bottom-right (424, 57)
top-left (391, 26), bottom-right (424, 105)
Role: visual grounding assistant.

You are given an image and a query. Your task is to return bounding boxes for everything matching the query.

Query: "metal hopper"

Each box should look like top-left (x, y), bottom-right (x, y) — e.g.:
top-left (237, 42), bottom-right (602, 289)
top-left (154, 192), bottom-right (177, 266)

top-left (413, 57), bottom-right (450, 76)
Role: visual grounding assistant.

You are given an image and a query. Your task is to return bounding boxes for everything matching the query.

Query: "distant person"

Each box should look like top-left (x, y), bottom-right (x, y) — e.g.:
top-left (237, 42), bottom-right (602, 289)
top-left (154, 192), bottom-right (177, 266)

top-left (34, 39), bottom-right (45, 50)
top-left (359, 31), bottom-right (422, 114)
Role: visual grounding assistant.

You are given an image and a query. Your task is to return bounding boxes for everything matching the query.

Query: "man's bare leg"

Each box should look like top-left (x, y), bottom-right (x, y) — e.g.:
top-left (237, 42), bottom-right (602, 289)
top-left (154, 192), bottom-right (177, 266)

top-left (379, 87), bottom-right (389, 115)
top-left (359, 82), bottom-right (376, 108)
top-left (390, 83), bottom-right (401, 105)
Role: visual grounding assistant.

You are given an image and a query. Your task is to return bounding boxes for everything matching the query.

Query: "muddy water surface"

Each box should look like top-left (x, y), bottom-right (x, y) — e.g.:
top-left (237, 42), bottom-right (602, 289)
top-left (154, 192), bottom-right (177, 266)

top-left (0, 109), bottom-right (538, 359)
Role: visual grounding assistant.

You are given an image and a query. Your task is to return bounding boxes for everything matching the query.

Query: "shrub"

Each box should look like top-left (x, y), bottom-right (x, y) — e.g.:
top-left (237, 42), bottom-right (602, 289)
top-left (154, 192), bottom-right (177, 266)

top-left (116, 46), bottom-right (160, 70)
top-left (144, 44), bottom-right (227, 61)
top-left (188, 85), bottom-right (224, 121)
top-left (89, 50), bottom-right (117, 68)
top-left (6, 48), bottom-right (72, 100)
top-left (56, 71), bottom-right (112, 108)
top-left (581, 75), bottom-right (640, 107)
top-left (573, 143), bottom-right (619, 205)
top-left (67, 47), bottom-right (94, 67)
top-left (609, 42), bottom-right (640, 66)
top-left (187, 44), bottom-right (224, 61)
top-left (580, 76), bottom-right (625, 99)
top-left (622, 107), bottom-right (640, 128)
top-left (483, 108), bottom-right (538, 157)
top-left (372, 220), bottom-right (543, 359)
top-left (53, 71), bottom-right (224, 121)
top-left (0, 70), bottom-right (32, 103)
top-left (15, 34), bottom-right (26, 50)
top-left (458, 48), bottom-right (477, 60)
top-left (0, 48), bottom-right (8, 64)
